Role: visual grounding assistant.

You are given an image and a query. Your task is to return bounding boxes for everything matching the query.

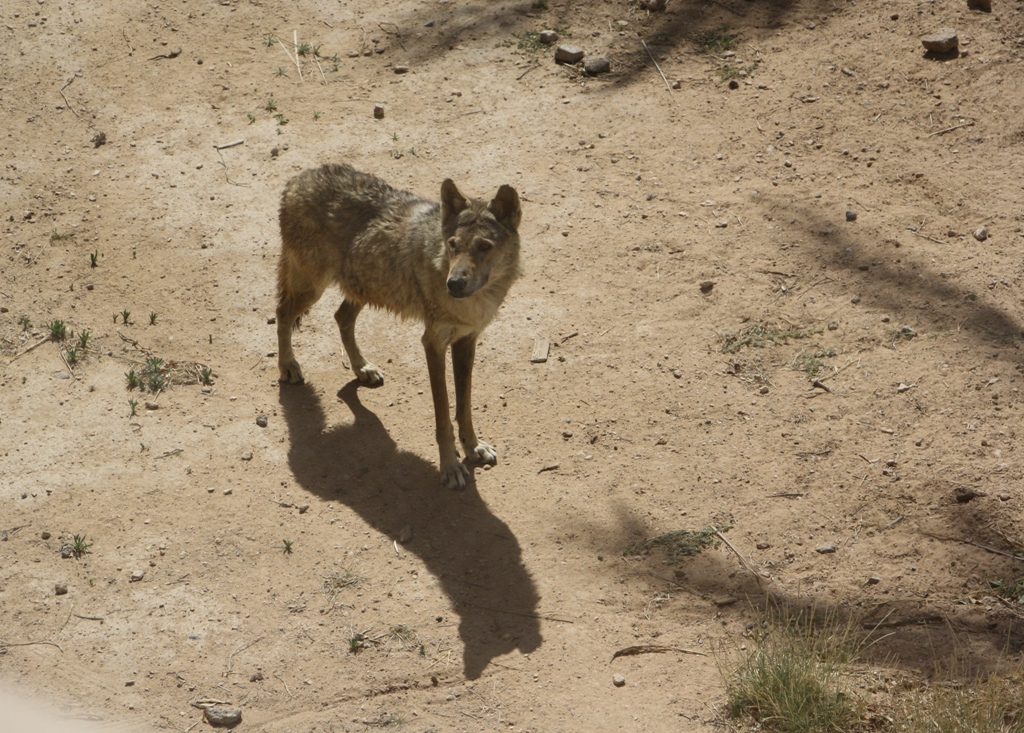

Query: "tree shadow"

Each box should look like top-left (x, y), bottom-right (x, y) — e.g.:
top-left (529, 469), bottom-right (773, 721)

top-left (278, 381), bottom-right (541, 679)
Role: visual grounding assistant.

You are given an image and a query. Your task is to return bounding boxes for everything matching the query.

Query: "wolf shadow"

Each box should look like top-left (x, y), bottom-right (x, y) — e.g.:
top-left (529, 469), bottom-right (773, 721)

top-left (278, 381), bottom-right (542, 679)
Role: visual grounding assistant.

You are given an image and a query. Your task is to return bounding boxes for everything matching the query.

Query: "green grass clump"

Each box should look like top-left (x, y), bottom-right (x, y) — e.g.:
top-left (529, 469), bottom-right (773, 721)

top-left (722, 323), bottom-right (822, 354)
top-left (792, 349), bottom-right (836, 378)
top-left (48, 319), bottom-right (68, 340)
top-left (693, 27), bottom-right (737, 54)
top-left (624, 525), bottom-right (730, 564)
top-left (142, 357), bottom-right (166, 392)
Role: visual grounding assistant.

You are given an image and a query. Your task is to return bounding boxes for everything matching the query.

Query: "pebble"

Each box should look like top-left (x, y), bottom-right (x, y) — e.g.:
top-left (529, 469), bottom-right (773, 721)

top-left (393, 65), bottom-right (409, 74)
top-left (250, 672), bottom-right (265, 682)
top-left (145, 401), bottom-right (159, 410)
top-left (728, 79), bottom-right (739, 90)
top-left (850, 295), bottom-right (861, 304)
top-left (672, 369), bottom-right (682, 379)
top-left (866, 576), bottom-right (881, 585)
top-left (755, 541), bottom-right (771, 550)
top-left (539, 30), bottom-right (559, 45)
top-left (256, 414), bottom-right (268, 428)
top-left (816, 542), bottom-right (837, 554)
top-left (267, 316), bottom-right (276, 324)
top-left (827, 321), bottom-right (838, 330)
top-left (41, 530), bottom-right (51, 540)
top-left (270, 147), bottom-right (279, 158)
top-left (373, 104), bottom-right (385, 119)
top-left (55, 372), bottom-right (70, 379)
top-left (999, 493), bottom-right (1011, 502)
top-left (612, 674), bottom-right (626, 687)
top-left (223, 488), bottom-right (233, 495)
top-left (921, 28), bottom-right (958, 53)
top-left (967, 0), bottom-right (992, 10)
top-left (845, 210), bottom-right (857, 222)
top-left (55, 582), bottom-right (68, 596)
top-left (399, 525), bottom-right (413, 543)
top-left (205, 706), bottom-right (243, 727)
top-left (241, 452), bottom-right (253, 461)
top-left (699, 280), bottom-right (715, 294)
top-left (554, 44), bottom-right (585, 64)
top-left (973, 225), bottom-right (988, 241)
top-left (298, 504), bottom-right (310, 514)
top-left (900, 326), bottom-right (917, 338)
top-left (583, 55), bottom-right (611, 75)
top-left (759, 385), bottom-right (769, 395)
top-left (129, 570), bottom-right (145, 583)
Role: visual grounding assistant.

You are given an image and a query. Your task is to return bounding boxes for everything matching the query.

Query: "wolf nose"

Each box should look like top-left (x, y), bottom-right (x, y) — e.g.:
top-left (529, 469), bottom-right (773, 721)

top-left (447, 277), bottom-right (468, 296)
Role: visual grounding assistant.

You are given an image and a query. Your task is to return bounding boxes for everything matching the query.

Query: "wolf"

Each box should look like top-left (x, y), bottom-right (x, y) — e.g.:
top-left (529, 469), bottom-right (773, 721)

top-left (275, 163), bottom-right (522, 489)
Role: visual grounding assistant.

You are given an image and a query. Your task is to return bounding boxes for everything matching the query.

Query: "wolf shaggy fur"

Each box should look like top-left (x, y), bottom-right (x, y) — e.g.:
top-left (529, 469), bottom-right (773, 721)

top-left (276, 163), bottom-right (522, 489)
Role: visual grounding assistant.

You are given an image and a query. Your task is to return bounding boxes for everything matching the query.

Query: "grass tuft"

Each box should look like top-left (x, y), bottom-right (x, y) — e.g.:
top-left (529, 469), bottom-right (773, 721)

top-left (693, 27), bottom-right (737, 54)
top-left (624, 525), bottom-right (730, 564)
top-left (721, 322), bottom-right (822, 354)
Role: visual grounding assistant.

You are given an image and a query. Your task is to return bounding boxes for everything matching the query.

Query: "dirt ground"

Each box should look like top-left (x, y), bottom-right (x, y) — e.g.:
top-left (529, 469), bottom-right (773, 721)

top-left (2, 0), bottom-right (1024, 730)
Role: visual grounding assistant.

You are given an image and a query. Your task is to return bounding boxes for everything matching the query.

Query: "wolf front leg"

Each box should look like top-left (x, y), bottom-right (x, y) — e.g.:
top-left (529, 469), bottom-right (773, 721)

top-left (452, 335), bottom-right (497, 466)
top-left (422, 332), bottom-right (469, 489)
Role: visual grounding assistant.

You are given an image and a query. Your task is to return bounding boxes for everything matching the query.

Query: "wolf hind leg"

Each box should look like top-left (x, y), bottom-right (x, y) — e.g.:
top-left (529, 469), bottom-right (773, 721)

top-left (335, 299), bottom-right (385, 386)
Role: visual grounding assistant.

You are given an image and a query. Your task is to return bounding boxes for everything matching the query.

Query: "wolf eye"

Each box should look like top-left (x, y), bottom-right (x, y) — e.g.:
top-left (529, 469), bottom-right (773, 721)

top-left (447, 237), bottom-right (457, 249)
top-left (476, 238), bottom-right (493, 252)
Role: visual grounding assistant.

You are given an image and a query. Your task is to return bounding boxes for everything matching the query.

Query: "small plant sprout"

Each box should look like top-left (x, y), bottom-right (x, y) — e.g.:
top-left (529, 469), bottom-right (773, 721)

top-left (297, 42), bottom-right (312, 56)
top-left (312, 44), bottom-right (322, 57)
top-left (264, 34), bottom-right (276, 47)
top-left (282, 539), bottom-right (294, 554)
top-left (349, 634), bottom-right (366, 653)
top-left (66, 348), bottom-right (78, 365)
top-left (140, 443), bottom-right (149, 452)
top-left (313, 110), bottom-right (322, 121)
top-left (125, 370), bottom-right (138, 390)
top-left (48, 319), bottom-right (67, 341)
top-left (89, 250), bottom-right (99, 267)
top-left (70, 534), bottom-right (92, 558)
top-left (18, 315), bottom-right (30, 331)
top-left (247, 112), bottom-right (256, 124)
top-left (275, 66), bottom-right (288, 77)
top-left (273, 113), bottom-right (289, 125)
top-left (392, 132), bottom-right (399, 141)
top-left (264, 99), bottom-right (278, 112)
top-left (200, 367), bottom-right (214, 385)
top-left (121, 309), bottom-right (131, 325)
top-left (149, 312), bottom-right (158, 326)
top-left (143, 357), bottom-right (166, 392)
top-left (113, 313), bottom-right (119, 324)
top-left (77, 330), bottom-right (90, 349)
top-left (128, 398), bottom-right (138, 417)
top-left (208, 334), bottom-right (213, 344)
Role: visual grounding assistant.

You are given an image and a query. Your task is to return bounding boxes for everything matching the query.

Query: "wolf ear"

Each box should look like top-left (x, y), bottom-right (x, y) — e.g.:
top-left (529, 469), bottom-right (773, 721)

top-left (488, 184), bottom-right (521, 231)
top-left (440, 179), bottom-right (468, 222)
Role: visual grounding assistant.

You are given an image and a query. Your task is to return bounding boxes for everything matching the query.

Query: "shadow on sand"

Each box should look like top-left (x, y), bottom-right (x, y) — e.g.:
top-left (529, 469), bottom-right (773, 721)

top-left (278, 381), bottom-right (541, 679)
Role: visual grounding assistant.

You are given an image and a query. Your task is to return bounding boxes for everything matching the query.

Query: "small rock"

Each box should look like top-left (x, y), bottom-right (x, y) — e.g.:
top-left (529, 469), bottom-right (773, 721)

top-left (866, 576), bottom-right (881, 586)
top-left (921, 28), bottom-right (958, 53)
top-left (816, 542), bottom-right (837, 554)
top-left (900, 326), bottom-right (917, 338)
top-left (270, 147), bottom-right (279, 158)
top-left (0, 307), bottom-right (6, 313)
top-left (851, 295), bottom-right (861, 304)
top-left (845, 210), bottom-right (857, 222)
top-left (241, 452), bottom-right (253, 461)
top-left (827, 321), bottom-right (839, 331)
top-left (756, 541), bottom-right (771, 550)
top-left (41, 531), bottom-right (51, 540)
top-left (398, 525), bottom-right (413, 543)
top-left (223, 488), bottom-right (233, 495)
top-left (539, 30), bottom-right (559, 45)
top-left (144, 401), bottom-right (159, 410)
top-left (298, 504), bottom-right (310, 514)
top-left (672, 369), bottom-right (682, 379)
top-left (612, 674), bottom-right (626, 687)
top-left (715, 220), bottom-right (728, 228)
top-left (955, 487), bottom-right (983, 503)
top-left (841, 67), bottom-right (854, 76)
top-left (727, 79), bottom-right (739, 90)
top-left (91, 132), bottom-right (107, 148)
top-left (55, 582), bottom-right (68, 595)
top-left (61, 547), bottom-right (72, 558)
top-left (699, 280), bottom-right (714, 294)
top-left (393, 65), bottom-right (409, 74)
top-left (256, 414), bottom-right (268, 428)
top-left (897, 383), bottom-right (914, 393)
top-left (967, 0), bottom-right (992, 10)
top-left (999, 493), bottom-right (1011, 502)
top-left (424, 20), bottom-right (435, 27)
top-left (583, 55), bottom-right (611, 75)
top-left (672, 79), bottom-right (681, 89)
top-left (205, 706), bottom-right (242, 727)
top-left (759, 385), bottom-right (769, 395)
top-left (881, 315), bottom-right (890, 323)
top-left (973, 225), bottom-right (988, 241)
top-left (373, 104), bottom-right (385, 119)
top-left (714, 596), bottom-right (739, 607)
top-left (554, 44), bottom-right (585, 64)
top-left (267, 316), bottom-right (277, 324)
top-left (129, 570), bottom-right (145, 582)
top-left (124, 680), bottom-right (135, 687)
top-left (250, 672), bottom-right (265, 682)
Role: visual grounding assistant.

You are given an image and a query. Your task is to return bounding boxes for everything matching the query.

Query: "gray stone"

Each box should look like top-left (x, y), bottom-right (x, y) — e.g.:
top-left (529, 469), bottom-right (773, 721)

top-left (851, 295), bottom-right (861, 304)
top-left (55, 582), bottom-right (68, 595)
top-left (973, 225), bottom-right (988, 241)
top-left (241, 452), bottom-right (253, 461)
top-left (554, 44), bottom-right (585, 64)
top-left (539, 30), bottom-right (559, 45)
top-left (699, 280), bottom-right (714, 294)
top-left (373, 104), bottom-right (385, 119)
top-left (256, 414), bottom-right (268, 428)
top-left (921, 28), bottom-right (958, 53)
top-left (612, 674), bottom-right (626, 687)
top-left (827, 321), bottom-right (839, 331)
top-left (583, 55), bottom-right (611, 75)
top-left (845, 210), bottom-right (857, 222)
top-left (130, 570), bottom-right (145, 582)
top-left (393, 65), bottom-right (409, 74)
top-left (816, 542), bottom-right (837, 554)
top-left (205, 706), bottom-right (242, 727)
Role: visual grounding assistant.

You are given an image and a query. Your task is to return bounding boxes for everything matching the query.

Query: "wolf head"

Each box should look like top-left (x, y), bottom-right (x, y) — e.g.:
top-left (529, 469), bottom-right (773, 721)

top-left (440, 180), bottom-right (521, 299)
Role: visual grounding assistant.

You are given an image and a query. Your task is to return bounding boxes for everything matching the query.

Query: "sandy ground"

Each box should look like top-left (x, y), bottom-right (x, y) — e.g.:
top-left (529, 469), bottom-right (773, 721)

top-left (2, 0), bottom-right (1024, 730)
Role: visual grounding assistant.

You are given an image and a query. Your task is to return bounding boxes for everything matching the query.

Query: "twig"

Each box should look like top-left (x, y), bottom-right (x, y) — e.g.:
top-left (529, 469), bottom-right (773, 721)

top-left (154, 448), bottom-right (184, 459)
top-left (918, 530), bottom-right (1024, 562)
top-left (313, 54), bottom-right (328, 85)
top-left (516, 63), bottom-right (540, 81)
top-left (882, 516), bottom-right (904, 530)
top-left (816, 358), bottom-right (857, 383)
top-left (715, 530), bottom-right (767, 589)
top-left (73, 614), bottom-right (104, 622)
top-left (9, 337), bottom-right (49, 362)
top-left (641, 39), bottom-right (673, 94)
top-left (59, 76), bottom-right (81, 118)
top-left (863, 615), bottom-right (943, 630)
top-left (611, 645), bottom-right (707, 661)
top-left (768, 492), bottom-right (806, 498)
top-left (0, 639), bottom-right (64, 652)
top-left (216, 149), bottom-right (250, 187)
top-left (858, 421), bottom-right (894, 435)
top-left (122, 29), bottom-right (134, 56)
top-left (560, 331), bottom-right (579, 343)
top-left (277, 37), bottom-right (302, 82)
top-left (377, 22), bottom-right (406, 51)
top-left (911, 230), bottom-right (947, 245)
top-left (273, 672), bottom-right (294, 699)
top-left (214, 139), bottom-right (244, 150)
top-left (927, 121), bottom-right (974, 137)
top-left (225, 636), bottom-right (264, 676)
top-left (58, 349), bottom-right (77, 380)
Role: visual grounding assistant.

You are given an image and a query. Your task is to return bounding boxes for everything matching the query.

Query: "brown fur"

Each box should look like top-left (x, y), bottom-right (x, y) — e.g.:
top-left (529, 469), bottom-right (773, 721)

top-left (276, 163), bottom-right (522, 489)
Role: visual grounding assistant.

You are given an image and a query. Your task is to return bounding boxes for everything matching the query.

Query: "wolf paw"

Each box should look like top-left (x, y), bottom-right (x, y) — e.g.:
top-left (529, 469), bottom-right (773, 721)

top-left (356, 364), bottom-right (385, 387)
top-left (280, 360), bottom-right (305, 384)
top-left (440, 461), bottom-right (470, 491)
top-left (465, 441), bottom-right (498, 466)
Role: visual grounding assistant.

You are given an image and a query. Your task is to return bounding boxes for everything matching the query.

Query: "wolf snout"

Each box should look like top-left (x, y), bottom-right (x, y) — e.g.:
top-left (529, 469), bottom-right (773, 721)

top-left (447, 276), bottom-right (470, 297)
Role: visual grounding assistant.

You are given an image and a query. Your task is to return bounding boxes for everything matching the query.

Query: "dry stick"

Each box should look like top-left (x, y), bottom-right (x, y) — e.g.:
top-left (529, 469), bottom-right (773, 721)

top-left (225, 636), bottom-right (264, 677)
top-left (216, 149), bottom-right (249, 187)
top-left (277, 37), bottom-right (302, 82)
top-left (927, 121), bottom-right (974, 137)
top-left (273, 672), bottom-right (295, 699)
top-left (214, 139), bottom-right (244, 150)
top-left (918, 530), bottom-right (1024, 562)
top-left (0, 639), bottom-right (64, 652)
top-left (911, 229), bottom-right (947, 245)
top-left (313, 54), bottom-right (328, 85)
top-left (122, 28), bottom-right (134, 55)
top-left (10, 337), bottom-right (50, 361)
top-left (58, 349), bottom-right (77, 380)
top-left (640, 39), bottom-right (673, 94)
top-left (60, 76), bottom-right (81, 119)
top-left (714, 530), bottom-right (768, 590)
top-left (516, 63), bottom-right (540, 81)
top-left (611, 645), bottom-right (708, 661)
